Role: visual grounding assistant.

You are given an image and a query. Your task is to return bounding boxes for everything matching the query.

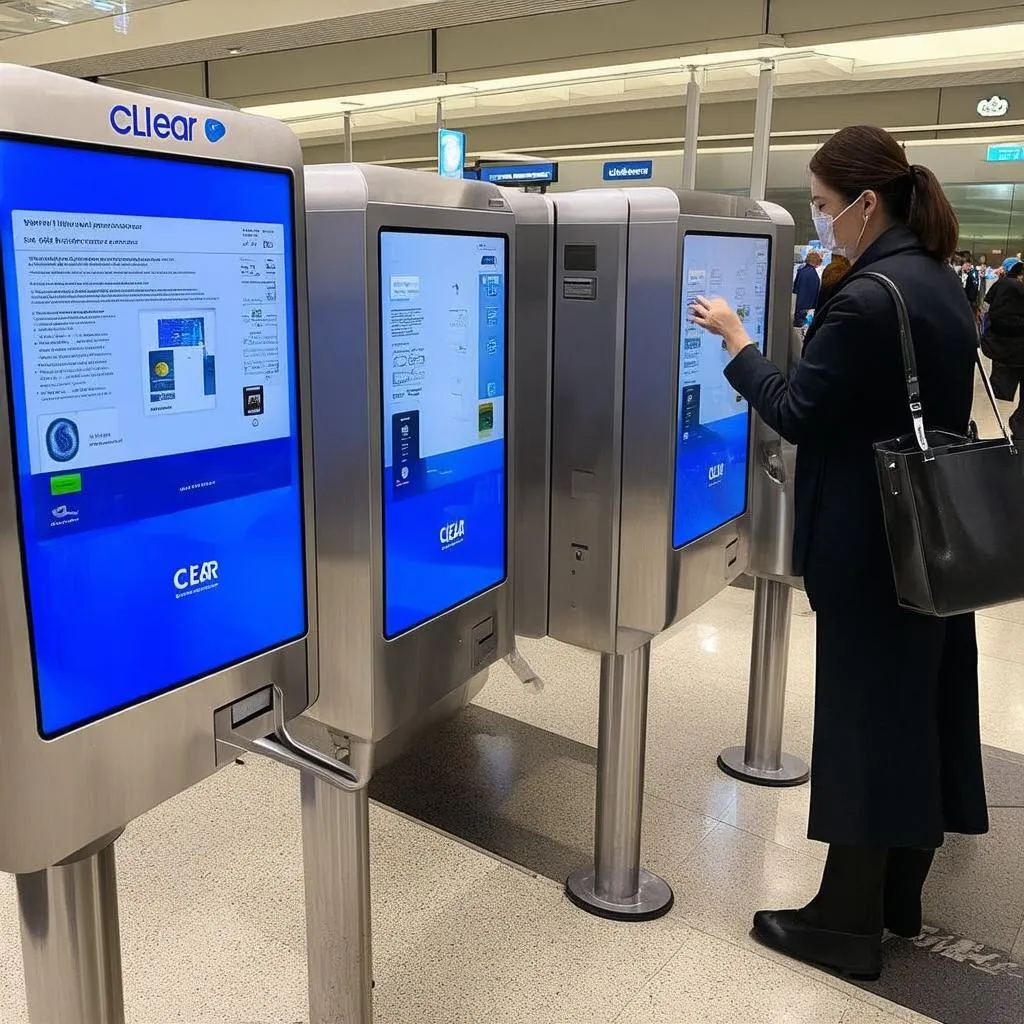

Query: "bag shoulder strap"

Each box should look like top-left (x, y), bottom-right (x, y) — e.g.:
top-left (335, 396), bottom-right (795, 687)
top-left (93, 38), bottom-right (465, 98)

top-left (860, 272), bottom-right (928, 452)
top-left (861, 271), bottom-right (1016, 453)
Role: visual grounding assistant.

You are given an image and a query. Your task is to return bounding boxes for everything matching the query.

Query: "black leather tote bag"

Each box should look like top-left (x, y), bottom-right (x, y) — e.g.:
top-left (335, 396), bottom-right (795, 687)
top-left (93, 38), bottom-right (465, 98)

top-left (867, 272), bottom-right (1024, 616)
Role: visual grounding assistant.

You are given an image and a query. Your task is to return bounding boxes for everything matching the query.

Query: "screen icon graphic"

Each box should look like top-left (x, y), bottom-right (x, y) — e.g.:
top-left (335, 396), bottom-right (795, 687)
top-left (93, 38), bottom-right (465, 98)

top-left (243, 385), bottom-right (265, 416)
top-left (45, 418), bottom-right (80, 463)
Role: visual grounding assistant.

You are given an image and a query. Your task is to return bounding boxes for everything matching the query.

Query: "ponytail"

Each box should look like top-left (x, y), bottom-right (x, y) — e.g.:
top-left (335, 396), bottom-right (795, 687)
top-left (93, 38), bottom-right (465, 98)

top-left (908, 164), bottom-right (959, 262)
top-left (810, 127), bottom-right (960, 263)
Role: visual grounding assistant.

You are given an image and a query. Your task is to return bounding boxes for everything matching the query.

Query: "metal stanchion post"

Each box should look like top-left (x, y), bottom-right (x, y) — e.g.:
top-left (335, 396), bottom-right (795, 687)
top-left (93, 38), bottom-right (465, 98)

top-left (343, 112), bottom-right (354, 163)
top-left (718, 576), bottom-right (809, 785)
top-left (302, 774), bottom-right (374, 1024)
top-left (16, 832), bottom-right (125, 1024)
top-left (566, 642), bottom-right (673, 920)
top-left (681, 69), bottom-right (701, 191)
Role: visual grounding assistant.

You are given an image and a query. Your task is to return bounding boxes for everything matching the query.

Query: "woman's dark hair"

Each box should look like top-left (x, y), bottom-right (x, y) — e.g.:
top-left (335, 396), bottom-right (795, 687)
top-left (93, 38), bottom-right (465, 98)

top-left (1009, 262), bottom-right (1024, 280)
top-left (809, 125), bottom-right (959, 262)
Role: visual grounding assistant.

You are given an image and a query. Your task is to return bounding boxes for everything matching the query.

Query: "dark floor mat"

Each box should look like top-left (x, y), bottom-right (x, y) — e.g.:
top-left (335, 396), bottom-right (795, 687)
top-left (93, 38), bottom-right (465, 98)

top-left (371, 706), bottom-right (1024, 1024)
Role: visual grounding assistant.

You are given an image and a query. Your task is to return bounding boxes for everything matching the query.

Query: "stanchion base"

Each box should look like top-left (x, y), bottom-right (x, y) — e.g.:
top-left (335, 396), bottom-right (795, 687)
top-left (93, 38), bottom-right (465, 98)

top-left (717, 746), bottom-right (809, 788)
top-left (565, 866), bottom-right (674, 922)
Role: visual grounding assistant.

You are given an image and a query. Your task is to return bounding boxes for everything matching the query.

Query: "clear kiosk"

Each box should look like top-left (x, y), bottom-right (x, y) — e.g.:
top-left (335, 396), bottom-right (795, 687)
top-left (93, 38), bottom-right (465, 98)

top-left (302, 164), bottom-right (530, 1024)
top-left (522, 188), bottom-right (795, 919)
top-left (0, 65), bottom-right (345, 1024)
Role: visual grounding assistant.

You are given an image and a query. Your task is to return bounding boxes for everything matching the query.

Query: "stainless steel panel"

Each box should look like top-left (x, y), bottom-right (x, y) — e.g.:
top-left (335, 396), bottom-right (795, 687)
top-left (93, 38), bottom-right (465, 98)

top-left (546, 188), bottom-right (795, 654)
top-left (749, 200), bottom-right (799, 583)
top-left (304, 166), bottom-right (516, 769)
top-left (503, 191), bottom-right (555, 641)
top-left (547, 190), bottom-right (631, 653)
top-left (0, 65), bottom-right (317, 873)
top-left (616, 188), bottom-right (684, 644)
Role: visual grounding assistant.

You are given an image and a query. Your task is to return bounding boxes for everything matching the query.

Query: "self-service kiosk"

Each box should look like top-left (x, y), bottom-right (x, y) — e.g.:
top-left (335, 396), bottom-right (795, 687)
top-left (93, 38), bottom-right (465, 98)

top-left (517, 187), bottom-right (795, 919)
top-left (0, 66), bottom-right (347, 1024)
top-left (302, 164), bottom-right (537, 1024)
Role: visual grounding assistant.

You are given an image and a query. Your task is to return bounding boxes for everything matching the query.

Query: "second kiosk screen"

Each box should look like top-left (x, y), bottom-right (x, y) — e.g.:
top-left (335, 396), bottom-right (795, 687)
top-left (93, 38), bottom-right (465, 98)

top-left (378, 229), bottom-right (508, 638)
top-left (673, 232), bottom-right (771, 549)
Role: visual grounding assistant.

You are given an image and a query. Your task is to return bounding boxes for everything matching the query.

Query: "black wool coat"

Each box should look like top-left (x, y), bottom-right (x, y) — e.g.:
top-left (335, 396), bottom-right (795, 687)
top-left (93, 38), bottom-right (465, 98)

top-left (724, 225), bottom-right (989, 847)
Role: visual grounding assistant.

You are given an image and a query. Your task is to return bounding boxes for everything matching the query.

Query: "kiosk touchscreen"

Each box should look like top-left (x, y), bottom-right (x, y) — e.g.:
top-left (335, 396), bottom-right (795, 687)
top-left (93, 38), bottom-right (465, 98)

top-left (674, 232), bottom-right (771, 548)
top-left (378, 230), bottom-right (507, 639)
top-left (0, 65), bottom-right (315, 874)
top-left (1, 139), bottom-right (306, 736)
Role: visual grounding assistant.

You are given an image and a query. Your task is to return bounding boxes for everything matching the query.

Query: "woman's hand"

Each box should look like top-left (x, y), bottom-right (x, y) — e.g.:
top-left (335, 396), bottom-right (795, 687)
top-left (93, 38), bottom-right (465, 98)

top-left (689, 296), bottom-right (753, 357)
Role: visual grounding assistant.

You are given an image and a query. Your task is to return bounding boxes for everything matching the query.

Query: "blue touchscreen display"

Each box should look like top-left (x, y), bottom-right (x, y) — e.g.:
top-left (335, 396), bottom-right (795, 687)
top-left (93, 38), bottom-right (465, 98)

top-left (0, 137), bottom-right (307, 736)
top-left (673, 232), bottom-right (771, 549)
top-left (379, 229), bottom-right (507, 638)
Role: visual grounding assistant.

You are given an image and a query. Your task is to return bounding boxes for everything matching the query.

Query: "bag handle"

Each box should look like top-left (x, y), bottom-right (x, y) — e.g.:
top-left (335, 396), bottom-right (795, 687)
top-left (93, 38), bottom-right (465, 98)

top-left (861, 273), bottom-right (929, 454)
top-left (861, 271), bottom-right (1017, 455)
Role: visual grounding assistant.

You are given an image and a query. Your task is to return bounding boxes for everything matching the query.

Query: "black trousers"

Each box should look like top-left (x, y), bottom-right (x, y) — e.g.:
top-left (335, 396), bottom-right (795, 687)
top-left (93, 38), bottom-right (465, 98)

top-left (989, 362), bottom-right (1024, 438)
top-left (809, 606), bottom-right (989, 848)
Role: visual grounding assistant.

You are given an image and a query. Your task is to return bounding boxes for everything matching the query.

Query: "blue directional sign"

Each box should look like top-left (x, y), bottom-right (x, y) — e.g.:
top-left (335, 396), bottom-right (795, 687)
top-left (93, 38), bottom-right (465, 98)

top-left (437, 129), bottom-right (467, 178)
top-left (986, 143), bottom-right (1024, 162)
top-left (603, 160), bottom-right (653, 181)
top-left (479, 163), bottom-right (558, 186)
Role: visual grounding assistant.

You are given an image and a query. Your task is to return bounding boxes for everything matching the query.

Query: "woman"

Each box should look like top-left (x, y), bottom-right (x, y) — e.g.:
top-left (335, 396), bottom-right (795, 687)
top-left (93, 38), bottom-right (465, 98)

top-left (690, 125), bottom-right (989, 981)
top-left (981, 258), bottom-right (1024, 439)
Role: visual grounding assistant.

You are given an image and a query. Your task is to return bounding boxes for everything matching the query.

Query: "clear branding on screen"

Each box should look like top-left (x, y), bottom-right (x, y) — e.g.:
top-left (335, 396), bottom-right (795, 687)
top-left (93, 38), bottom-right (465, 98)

top-left (673, 231), bottom-right (771, 549)
top-left (378, 229), bottom-right (508, 638)
top-left (0, 136), bottom-right (306, 736)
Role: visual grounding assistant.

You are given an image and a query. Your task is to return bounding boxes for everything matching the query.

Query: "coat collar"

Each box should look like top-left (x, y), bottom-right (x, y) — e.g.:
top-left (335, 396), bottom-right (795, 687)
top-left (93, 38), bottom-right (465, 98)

top-left (802, 225), bottom-right (923, 348)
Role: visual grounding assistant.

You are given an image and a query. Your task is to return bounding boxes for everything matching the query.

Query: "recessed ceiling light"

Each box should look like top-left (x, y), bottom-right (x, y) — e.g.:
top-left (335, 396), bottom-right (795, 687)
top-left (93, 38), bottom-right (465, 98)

top-left (227, 47), bottom-right (244, 56)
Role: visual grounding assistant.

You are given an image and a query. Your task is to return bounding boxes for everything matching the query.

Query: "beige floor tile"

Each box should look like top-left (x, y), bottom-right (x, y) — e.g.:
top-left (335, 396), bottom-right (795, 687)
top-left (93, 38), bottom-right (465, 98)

top-left (977, 655), bottom-right (1024, 756)
top-left (614, 928), bottom-right (888, 1024)
top-left (978, 601), bottom-right (1024, 627)
top-left (719, 778), bottom-right (824, 863)
top-left (1013, 922), bottom-right (1024, 963)
top-left (976, 615), bottom-right (1024, 667)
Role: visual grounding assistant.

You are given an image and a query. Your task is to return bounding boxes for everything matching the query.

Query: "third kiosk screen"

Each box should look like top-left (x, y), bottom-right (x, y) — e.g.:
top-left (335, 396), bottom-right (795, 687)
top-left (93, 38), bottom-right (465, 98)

top-left (673, 232), bottom-right (771, 549)
top-left (378, 229), bottom-right (507, 638)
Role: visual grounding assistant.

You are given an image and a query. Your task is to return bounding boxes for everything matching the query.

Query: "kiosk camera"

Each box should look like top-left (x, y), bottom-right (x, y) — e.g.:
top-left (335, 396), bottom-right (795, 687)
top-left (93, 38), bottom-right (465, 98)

top-left (302, 164), bottom-right (522, 1024)
top-left (534, 188), bottom-right (794, 919)
top-left (0, 66), bottom-right (347, 1024)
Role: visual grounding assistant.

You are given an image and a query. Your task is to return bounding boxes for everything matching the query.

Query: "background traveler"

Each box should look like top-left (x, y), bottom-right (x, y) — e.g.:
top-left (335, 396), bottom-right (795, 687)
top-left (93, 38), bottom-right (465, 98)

top-left (981, 257), bottom-right (1024, 438)
top-left (794, 249), bottom-right (823, 327)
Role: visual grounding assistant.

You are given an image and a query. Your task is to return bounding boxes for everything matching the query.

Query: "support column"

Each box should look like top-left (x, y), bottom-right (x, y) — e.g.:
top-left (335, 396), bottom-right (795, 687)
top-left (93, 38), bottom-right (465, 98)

top-left (681, 69), bottom-right (701, 191)
top-left (566, 643), bottom-right (673, 920)
top-left (749, 60), bottom-right (776, 202)
top-left (343, 112), bottom-right (354, 163)
top-left (302, 776), bottom-right (373, 1024)
top-left (17, 833), bottom-right (125, 1024)
top-left (718, 578), bottom-right (809, 786)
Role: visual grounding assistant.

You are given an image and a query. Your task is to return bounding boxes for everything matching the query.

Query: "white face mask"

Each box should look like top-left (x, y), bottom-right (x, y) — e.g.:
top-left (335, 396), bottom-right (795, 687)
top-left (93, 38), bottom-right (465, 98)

top-left (810, 193), bottom-right (866, 257)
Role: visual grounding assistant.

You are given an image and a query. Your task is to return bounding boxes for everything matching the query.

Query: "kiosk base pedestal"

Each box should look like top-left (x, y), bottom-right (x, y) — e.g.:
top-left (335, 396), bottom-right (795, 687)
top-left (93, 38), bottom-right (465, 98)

top-left (566, 865), bottom-right (674, 921)
top-left (717, 576), bottom-right (809, 788)
top-left (566, 644), bottom-right (673, 922)
top-left (16, 831), bottom-right (125, 1024)
top-left (301, 774), bottom-right (374, 1024)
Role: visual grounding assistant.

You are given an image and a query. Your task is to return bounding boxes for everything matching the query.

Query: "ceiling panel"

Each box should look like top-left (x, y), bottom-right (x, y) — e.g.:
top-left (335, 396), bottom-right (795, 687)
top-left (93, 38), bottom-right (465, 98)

top-left (0, 0), bottom-right (177, 41)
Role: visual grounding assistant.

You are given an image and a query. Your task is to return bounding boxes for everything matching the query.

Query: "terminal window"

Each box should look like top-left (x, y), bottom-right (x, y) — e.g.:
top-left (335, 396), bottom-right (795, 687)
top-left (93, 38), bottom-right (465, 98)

top-left (378, 228), bottom-right (508, 638)
top-left (673, 231), bottom-right (771, 549)
top-left (0, 135), bottom-right (307, 736)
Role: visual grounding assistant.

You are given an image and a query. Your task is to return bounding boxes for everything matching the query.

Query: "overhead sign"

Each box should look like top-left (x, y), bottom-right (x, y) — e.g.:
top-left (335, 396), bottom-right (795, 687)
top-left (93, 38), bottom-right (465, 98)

top-left (479, 163), bottom-right (558, 186)
top-left (986, 143), bottom-right (1024, 162)
top-left (437, 129), bottom-right (466, 179)
top-left (603, 160), bottom-right (653, 182)
top-left (977, 95), bottom-right (1010, 118)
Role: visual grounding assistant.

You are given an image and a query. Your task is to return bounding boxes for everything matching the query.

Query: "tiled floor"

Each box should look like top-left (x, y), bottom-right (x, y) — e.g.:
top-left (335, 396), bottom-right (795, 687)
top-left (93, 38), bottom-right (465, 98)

top-left (1, 582), bottom-right (1021, 1023)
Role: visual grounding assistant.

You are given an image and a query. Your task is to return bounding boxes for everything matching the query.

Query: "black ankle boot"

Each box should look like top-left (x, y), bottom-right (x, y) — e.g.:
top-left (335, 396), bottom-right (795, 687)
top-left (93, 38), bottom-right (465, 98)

top-left (753, 909), bottom-right (882, 980)
top-left (884, 848), bottom-right (935, 939)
